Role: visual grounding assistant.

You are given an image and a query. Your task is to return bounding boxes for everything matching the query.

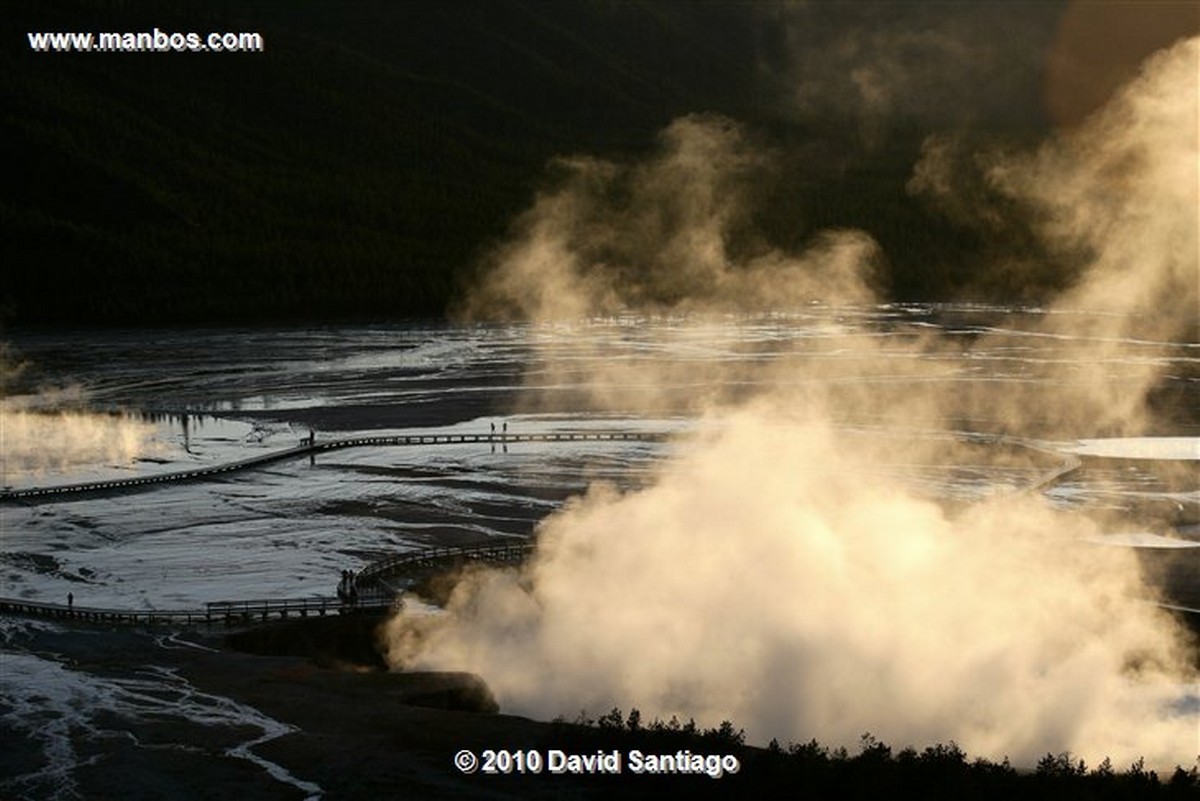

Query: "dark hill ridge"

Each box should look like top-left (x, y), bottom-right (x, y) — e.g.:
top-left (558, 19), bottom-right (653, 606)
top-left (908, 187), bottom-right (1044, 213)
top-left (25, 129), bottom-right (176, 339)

top-left (2, 0), bottom-right (1065, 326)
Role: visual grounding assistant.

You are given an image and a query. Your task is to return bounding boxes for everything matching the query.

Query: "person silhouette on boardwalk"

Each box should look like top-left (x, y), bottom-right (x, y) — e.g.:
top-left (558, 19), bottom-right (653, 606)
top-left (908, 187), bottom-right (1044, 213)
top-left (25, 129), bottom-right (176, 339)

top-left (67, 592), bottom-right (73, 610)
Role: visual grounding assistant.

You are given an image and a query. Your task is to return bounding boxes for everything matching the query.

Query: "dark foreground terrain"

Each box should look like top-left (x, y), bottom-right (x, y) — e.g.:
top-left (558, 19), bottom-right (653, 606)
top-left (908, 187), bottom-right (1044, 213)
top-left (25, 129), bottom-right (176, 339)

top-left (5, 602), bottom-right (1196, 801)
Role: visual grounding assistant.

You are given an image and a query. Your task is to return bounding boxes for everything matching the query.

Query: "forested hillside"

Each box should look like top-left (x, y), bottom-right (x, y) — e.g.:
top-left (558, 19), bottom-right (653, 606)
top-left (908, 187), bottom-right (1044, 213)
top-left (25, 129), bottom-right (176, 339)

top-left (3, 0), bottom-right (1063, 325)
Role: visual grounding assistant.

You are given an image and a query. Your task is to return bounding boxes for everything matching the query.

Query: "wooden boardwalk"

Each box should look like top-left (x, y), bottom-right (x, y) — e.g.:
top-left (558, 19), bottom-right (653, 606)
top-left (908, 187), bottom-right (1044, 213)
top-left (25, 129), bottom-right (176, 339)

top-left (0, 540), bottom-right (535, 628)
top-left (0, 428), bottom-right (653, 627)
top-left (0, 430), bottom-right (670, 504)
top-left (0, 594), bottom-right (393, 628)
top-left (355, 540), bottom-right (535, 594)
top-left (0, 427), bottom-right (1101, 629)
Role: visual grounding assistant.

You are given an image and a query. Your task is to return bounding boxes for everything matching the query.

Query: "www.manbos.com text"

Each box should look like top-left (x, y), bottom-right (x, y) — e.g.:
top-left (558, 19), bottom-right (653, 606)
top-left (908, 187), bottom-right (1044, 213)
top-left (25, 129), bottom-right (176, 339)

top-left (27, 29), bottom-right (265, 53)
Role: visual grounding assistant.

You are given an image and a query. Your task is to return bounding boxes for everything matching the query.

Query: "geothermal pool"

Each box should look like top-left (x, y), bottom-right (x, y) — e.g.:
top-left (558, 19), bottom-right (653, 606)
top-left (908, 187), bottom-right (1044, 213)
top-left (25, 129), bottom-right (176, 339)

top-left (1, 305), bottom-right (1197, 798)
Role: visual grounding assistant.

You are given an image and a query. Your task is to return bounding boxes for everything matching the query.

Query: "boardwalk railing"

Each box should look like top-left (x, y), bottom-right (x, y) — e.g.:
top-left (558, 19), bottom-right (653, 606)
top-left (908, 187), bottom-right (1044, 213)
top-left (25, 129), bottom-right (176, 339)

top-left (0, 541), bottom-right (537, 628)
top-left (1, 430), bottom-right (671, 503)
top-left (6, 534), bottom-right (1196, 628)
top-left (0, 595), bottom-right (389, 627)
top-left (356, 540), bottom-right (535, 591)
top-left (206, 595), bottom-right (394, 622)
top-left (0, 597), bottom-right (213, 626)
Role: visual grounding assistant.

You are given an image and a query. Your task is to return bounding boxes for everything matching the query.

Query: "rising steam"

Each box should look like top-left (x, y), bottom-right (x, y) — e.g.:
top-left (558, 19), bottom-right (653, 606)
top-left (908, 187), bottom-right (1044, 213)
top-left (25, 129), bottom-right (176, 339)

top-left (913, 35), bottom-right (1199, 435)
top-left (0, 402), bottom-right (158, 477)
top-left (1, 348), bottom-right (156, 477)
top-left (385, 37), bottom-right (1200, 768)
top-left (458, 114), bottom-right (882, 322)
top-left (387, 409), bottom-right (1193, 767)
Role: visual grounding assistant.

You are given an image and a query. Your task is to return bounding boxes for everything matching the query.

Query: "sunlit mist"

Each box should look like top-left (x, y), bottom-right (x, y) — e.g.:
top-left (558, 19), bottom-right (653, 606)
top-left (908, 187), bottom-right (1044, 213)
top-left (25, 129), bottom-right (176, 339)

top-left (384, 36), bottom-right (1200, 769)
top-left (0, 401), bottom-right (158, 477)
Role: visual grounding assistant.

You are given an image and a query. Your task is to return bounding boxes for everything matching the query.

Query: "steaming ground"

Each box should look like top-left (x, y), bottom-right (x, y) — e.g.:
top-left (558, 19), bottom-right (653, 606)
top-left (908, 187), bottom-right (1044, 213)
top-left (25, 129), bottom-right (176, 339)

top-left (384, 407), bottom-right (1197, 768)
top-left (9, 311), bottom-right (1167, 608)
top-left (1, 309), bottom-right (1196, 794)
top-left (384, 36), bottom-right (1200, 771)
top-left (3, 33), bottom-right (1198, 789)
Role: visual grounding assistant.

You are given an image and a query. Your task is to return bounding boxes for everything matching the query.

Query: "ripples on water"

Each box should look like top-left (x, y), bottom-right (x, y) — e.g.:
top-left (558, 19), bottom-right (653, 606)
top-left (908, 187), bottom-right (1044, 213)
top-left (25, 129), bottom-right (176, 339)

top-left (1, 305), bottom-right (1196, 796)
top-left (4, 307), bottom-right (1195, 609)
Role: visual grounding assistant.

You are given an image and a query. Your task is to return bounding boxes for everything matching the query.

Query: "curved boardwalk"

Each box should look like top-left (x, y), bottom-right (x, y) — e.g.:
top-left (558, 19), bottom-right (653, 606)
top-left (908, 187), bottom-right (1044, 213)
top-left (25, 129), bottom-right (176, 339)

top-left (0, 540), bottom-right (536, 628)
top-left (0, 428), bottom-right (1092, 629)
top-left (0, 429), bottom-right (653, 628)
top-left (356, 539), bottom-right (534, 595)
top-left (0, 430), bottom-right (671, 504)
top-left (1, 427), bottom-right (1081, 504)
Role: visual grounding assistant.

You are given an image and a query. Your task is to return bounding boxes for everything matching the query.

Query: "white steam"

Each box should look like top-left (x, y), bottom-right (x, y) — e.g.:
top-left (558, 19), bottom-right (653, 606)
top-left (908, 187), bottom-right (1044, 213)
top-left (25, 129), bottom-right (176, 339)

top-left (384, 37), bottom-right (1200, 768)
top-left (1, 397), bottom-right (157, 477)
top-left (913, 36), bottom-right (1199, 435)
top-left (1, 344), bottom-right (158, 477)
top-left (459, 114), bottom-right (882, 322)
top-left (387, 409), bottom-right (1193, 766)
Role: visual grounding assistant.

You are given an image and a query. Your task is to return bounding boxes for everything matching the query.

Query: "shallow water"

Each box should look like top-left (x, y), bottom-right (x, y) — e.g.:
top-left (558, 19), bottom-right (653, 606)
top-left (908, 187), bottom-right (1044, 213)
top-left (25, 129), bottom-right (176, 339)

top-left (3, 306), bottom-right (1196, 605)
top-left (0, 619), bottom-right (319, 801)
top-left (1, 305), bottom-right (1197, 796)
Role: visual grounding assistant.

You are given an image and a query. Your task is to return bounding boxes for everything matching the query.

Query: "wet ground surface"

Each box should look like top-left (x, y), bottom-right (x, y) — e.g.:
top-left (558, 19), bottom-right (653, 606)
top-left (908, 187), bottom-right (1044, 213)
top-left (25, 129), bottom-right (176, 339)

top-left (2, 308), bottom-right (1196, 798)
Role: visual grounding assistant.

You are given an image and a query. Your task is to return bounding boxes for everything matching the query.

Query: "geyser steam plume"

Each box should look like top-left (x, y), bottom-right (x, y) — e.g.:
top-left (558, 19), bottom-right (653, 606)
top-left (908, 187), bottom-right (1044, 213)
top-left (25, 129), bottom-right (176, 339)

top-left (385, 37), bottom-right (1200, 768)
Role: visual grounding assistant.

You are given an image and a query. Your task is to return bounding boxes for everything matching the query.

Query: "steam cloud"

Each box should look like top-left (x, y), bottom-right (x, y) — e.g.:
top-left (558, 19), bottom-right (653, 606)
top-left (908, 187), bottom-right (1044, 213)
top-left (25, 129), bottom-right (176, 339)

top-left (0, 404), bottom-right (158, 477)
top-left (911, 36), bottom-right (1199, 435)
top-left (1, 350), bottom-right (157, 476)
top-left (458, 113), bottom-right (882, 322)
top-left (385, 37), bottom-right (1199, 768)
